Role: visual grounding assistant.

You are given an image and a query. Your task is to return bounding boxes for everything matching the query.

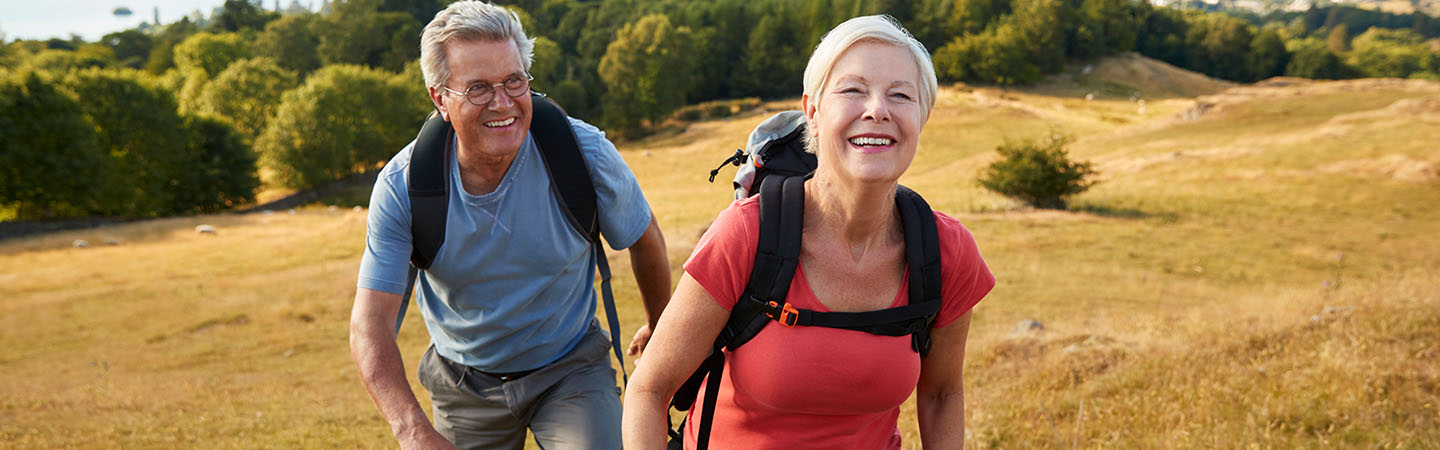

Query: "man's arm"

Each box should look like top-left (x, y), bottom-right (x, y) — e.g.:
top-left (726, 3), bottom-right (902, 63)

top-left (349, 287), bottom-right (456, 450)
top-left (625, 213), bottom-right (672, 356)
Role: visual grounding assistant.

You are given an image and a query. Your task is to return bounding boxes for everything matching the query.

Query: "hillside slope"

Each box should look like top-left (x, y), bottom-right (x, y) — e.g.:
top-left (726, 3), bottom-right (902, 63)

top-left (2, 54), bottom-right (1437, 448)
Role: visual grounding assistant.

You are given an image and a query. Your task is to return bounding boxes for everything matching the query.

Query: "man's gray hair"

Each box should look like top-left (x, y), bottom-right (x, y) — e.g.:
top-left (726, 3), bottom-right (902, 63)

top-left (419, 1), bottom-right (534, 89)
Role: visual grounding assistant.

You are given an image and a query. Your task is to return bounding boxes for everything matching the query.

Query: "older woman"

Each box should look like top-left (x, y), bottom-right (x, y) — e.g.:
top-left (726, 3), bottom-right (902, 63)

top-left (622, 15), bottom-right (994, 450)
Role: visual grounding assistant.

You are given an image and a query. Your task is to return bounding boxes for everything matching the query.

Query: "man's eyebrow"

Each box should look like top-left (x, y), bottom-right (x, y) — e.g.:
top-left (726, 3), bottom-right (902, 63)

top-left (458, 71), bottom-right (526, 86)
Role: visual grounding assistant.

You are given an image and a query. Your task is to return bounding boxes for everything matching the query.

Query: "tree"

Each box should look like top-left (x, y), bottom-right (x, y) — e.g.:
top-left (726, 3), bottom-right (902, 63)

top-left (0, 70), bottom-right (107, 218)
top-left (171, 115), bottom-right (260, 212)
top-left (144, 18), bottom-right (201, 74)
top-left (61, 68), bottom-right (197, 216)
top-left (935, 20), bottom-right (1043, 85)
top-left (256, 65), bottom-right (428, 189)
top-left (1083, 0), bottom-right (1149, 55)
top-left (1137, 7), bottom-right (1192, 67)
top-left (598, 14), bottom-right (696, 137)
top-left (1327, 23), bottom-right (1351, 53)
top-left (316, 0), bottom-right (417, 71)
top-left (1186, 13), bottom-right (1255, 81)
top-left (212, 0), bottom-right (276, 32)
top-left (1012, 0), bottom-right (1068, 74)
top-left (21, 48), bottom-right (115, 72)
top-left (1247, 29), bottom-right (1289, 81)
top-left (739, 4), bottom-right (807, 99)
top-left (101, 29), bottom-right (154, 69)
top-left (978, 133), bottom-right (1097, 210)
top-left (194, 58), bottom-right (299, 141)
top-left (1348, 28), bottom-right (1435, 78)
top-left (252, 13), bottom-right (321, 76)
top-left (174, 31), bottom-right (251, 77)
top-left (530, 36), bottom-right (567, 94)
top-left (951, 0), bottom-right (1013, 36)
top-left (1285, 37), bottom-right (1347, 79)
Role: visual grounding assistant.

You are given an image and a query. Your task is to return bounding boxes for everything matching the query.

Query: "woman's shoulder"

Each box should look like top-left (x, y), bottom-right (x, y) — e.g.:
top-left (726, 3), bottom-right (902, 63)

top-left (929, 209), bottom-right (987, 271)
top-left (930, 209), bottom-right (976, 242)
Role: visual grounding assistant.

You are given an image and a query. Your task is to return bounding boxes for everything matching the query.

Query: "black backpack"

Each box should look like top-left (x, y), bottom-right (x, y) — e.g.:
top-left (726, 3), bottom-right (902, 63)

top-left (674, 113), bottom-right (943, 449)
top-left (396, 92), bottom-right (629, 383)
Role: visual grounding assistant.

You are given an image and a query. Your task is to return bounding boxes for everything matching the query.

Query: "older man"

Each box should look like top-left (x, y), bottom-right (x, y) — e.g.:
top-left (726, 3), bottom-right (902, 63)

top-left (348, 2), bottom-right (670, 449)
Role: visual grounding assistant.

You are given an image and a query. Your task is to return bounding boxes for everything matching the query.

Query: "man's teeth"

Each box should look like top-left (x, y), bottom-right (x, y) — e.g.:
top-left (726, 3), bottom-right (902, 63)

top-left (485, 117), bottom-right (516, 127)
top-left (849, 137), bottom-right (893, 147)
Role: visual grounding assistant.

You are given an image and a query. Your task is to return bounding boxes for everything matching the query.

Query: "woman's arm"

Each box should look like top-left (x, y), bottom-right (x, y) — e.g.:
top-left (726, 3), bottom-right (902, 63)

top-left (917, 311), bottom-right (973, 449)
top-left (622, 273), bottom-right (732, 450)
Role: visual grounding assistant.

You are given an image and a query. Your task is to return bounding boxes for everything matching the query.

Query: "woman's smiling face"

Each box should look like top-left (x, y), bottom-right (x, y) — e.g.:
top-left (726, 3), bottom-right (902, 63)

top-left (805, 40), bottom-right (925, 186)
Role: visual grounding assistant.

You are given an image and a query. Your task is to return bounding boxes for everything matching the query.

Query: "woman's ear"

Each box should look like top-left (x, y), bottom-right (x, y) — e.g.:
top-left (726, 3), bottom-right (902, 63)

top-left (802, 94), bottom-right (818, 137)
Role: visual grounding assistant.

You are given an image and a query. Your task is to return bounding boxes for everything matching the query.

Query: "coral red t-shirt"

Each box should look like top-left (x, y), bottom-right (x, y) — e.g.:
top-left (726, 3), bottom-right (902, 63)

top-left (681, 196), bottom-right (995, 449)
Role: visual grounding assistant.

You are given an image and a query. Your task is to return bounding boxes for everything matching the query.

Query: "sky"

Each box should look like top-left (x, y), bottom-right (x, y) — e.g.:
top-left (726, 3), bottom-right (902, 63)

top-left (1, 0), bottom-right (309, 42)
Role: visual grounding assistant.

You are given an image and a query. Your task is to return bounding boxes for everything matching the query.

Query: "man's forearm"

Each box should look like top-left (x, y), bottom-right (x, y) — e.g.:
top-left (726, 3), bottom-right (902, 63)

top-left (630, 217), bottom-right (672, 328)
top-left (349, 289), bottom-right (434, 442)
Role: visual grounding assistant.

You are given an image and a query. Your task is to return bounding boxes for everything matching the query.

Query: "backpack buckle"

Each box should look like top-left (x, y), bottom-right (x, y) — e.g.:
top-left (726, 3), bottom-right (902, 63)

top-left (766, 301), bottom-right (799, 327)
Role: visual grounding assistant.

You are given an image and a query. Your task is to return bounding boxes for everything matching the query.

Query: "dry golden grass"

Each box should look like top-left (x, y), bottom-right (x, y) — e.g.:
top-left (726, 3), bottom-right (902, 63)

top-left (2, 55), bottom-right (1438, 448)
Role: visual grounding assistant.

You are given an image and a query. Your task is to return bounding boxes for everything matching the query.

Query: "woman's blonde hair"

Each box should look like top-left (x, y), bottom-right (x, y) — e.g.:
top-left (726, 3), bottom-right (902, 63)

top-left (801, 15), bottom-right (938, 151)
top-left (419, 1), bottom-right (534, 89)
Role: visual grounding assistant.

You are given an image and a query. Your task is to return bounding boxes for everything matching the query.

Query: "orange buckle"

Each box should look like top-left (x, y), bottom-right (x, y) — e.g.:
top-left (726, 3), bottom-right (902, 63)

top-left (778, 303), bottom-right (799, 327)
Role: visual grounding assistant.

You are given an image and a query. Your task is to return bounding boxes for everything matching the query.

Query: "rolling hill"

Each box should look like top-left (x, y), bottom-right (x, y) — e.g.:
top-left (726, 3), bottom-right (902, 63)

top-left (1, 53), bottom-right (1436, 448)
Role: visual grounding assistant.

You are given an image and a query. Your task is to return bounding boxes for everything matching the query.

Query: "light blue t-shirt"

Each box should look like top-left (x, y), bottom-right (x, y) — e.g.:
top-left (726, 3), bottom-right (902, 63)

top-left (357, 117), bottom-right (652, 373)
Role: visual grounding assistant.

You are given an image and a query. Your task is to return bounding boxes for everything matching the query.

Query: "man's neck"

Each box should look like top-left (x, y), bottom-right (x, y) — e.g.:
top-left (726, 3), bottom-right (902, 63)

top-left (454, 140), bottom-right (518, 196)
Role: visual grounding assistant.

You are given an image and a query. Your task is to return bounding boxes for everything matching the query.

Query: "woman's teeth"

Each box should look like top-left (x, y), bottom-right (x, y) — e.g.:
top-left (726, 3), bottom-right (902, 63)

top-left (849, 137), bottom-right (893, 147)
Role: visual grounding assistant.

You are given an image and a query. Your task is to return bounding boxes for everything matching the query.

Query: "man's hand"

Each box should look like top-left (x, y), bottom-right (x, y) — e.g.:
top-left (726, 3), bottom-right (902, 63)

top-left (627, 323), bottom-right (653, 357)
top-left (399, 427), bottom-right (459, 450)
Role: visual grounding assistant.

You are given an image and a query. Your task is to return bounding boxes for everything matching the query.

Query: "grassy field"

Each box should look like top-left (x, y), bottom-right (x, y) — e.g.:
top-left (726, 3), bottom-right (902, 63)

top-left (2, 55), bottom-right (1438, 448)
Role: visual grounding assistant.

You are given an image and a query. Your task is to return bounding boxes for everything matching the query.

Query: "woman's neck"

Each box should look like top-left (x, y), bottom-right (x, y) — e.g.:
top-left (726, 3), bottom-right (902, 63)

top-left (804, 173), bottom-right (900, 262)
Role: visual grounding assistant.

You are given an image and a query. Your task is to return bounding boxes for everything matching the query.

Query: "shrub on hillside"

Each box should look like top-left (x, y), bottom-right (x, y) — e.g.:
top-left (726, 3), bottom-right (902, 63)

top-left (171, 115), bottom-right (260, 212)
top-left (978, 133), bottom-right (1098, 210)
top-left (62, 67), bottom-right (198, 216)
top-left (0, 70), bottom-right (107, 218)
top-left (173, 32), bottom-right (249, 78)
top-left (256, 65), bottom-right (428, 189)
top-left (194, 57), bottom-right (298, 141)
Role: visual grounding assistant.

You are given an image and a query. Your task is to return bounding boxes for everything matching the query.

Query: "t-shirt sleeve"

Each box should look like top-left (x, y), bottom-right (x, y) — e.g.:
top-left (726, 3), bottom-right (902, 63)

top-left (570, 117), bottom-right (652, 250)
top-left (682, 199), bottom-right (759, 312)
top-left (356, 149), bottom-right (416, 295)
top-left (933, 211), bottom-right (996, 328)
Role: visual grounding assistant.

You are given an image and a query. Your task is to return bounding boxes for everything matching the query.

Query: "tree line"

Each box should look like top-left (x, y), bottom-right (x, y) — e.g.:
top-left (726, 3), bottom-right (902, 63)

top-left (2, 0), bottom-right (1437, 220)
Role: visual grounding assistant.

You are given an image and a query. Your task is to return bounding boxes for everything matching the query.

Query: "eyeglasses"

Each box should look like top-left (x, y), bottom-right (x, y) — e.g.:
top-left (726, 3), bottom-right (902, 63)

top-left (440, 74), bottom-right (532, 106)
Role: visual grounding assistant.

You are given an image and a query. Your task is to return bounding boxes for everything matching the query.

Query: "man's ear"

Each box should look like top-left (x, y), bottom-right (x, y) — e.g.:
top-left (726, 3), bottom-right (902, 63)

top-left (428, 86), bottom-right (450, 122)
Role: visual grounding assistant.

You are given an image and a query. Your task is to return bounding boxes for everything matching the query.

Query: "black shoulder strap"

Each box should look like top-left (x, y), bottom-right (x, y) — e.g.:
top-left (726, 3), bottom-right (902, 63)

top-left (720, 175), bottom-right (806, 350)
top-left (530, 93), bottom-right (597, 238)
top-left (408, 112), bottom-right (453, 270)
top-left (896, 185), bottom-right (942, 356)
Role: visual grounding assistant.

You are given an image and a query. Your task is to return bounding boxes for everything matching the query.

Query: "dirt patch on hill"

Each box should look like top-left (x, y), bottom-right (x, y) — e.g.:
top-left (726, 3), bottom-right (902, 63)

top-left (1313, 155), bottom-right (1440, 182)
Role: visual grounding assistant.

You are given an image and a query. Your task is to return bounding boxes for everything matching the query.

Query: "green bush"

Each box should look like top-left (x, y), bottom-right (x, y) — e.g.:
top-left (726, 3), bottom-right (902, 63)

top-left (0, 70), bottom-right (107, 218)
top-left (193, 57), bottom-right (298, 141)
top-left (256, 64), bottom-right (427, 189)
top-left (171, 115), bottom-right (260, 212)
top-left (62, 67), bottom-right (196, 216)
top-left (978, 133), bottom-right (1098, 210)
top-left (173, 31), bottom-right (250, 77)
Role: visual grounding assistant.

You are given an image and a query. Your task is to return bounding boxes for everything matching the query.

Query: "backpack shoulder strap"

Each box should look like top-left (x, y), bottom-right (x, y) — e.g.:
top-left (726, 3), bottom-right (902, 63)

top-left (895, 185), bottom-right (943, 357)
top-left (408, 112), bottom-right (453, 270)
top-left (723, 174), bottom-right (806, 350)
top-left (529, 93), bottom-right (630, 386)
top-left (529, 93), bottom-right (597, 239)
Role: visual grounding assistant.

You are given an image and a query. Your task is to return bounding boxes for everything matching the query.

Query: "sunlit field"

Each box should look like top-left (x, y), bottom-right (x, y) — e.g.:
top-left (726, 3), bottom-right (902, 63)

top-left (2, 55), bottom-right (1437, 448)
